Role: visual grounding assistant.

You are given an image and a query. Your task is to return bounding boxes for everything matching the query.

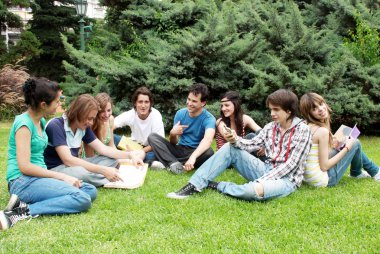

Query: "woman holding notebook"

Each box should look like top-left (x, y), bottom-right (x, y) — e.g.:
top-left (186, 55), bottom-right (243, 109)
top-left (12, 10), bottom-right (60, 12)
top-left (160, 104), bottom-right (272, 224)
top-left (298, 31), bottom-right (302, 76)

top-left (300, 92), bottom-right (380, 187)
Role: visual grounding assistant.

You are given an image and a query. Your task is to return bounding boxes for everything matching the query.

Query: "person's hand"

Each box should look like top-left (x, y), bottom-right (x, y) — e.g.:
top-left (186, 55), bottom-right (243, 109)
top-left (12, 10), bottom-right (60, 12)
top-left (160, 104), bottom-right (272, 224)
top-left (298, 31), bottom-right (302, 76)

top-left (130, 153), bottom-right (144, 167)
top-left (256, 146), bottom-right (266, 157)
top-left (103, 167), bottom-right (123, 182)
top-left (225, 129), bottom-right (238, 144)
top-left (184, 156), bottom-right (196, 171)
top-left (61, 174), bottom-right (82, 188)
top-left (170, 121), bottom-right (188, 136)
top-left (332, 136), bottom-right (340, 150)
top-left (345, 136), bottom-right (356, 151)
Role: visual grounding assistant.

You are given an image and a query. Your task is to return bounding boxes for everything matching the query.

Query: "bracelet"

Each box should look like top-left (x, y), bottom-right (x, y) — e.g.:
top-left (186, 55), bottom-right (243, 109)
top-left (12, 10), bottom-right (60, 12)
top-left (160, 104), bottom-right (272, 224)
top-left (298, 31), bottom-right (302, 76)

top-left (345, 146), bottom-right (350, 152)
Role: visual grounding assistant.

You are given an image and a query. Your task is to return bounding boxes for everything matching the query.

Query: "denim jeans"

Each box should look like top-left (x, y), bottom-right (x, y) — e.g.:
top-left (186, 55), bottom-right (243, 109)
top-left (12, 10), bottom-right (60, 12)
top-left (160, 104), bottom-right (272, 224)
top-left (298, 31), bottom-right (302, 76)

top-left (9, 175), bottom-right (97, 216)
top-left (189, 143), bottom-right (297, 201)
top-left (50, 155), bottom-right (118, 187)
top-left (328, 140), bottom-right (379, 186)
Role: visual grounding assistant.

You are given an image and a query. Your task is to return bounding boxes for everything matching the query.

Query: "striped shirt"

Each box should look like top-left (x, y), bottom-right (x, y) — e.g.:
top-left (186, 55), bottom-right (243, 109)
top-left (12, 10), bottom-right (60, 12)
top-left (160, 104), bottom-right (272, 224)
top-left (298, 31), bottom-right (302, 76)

top-left (233, 117), bottom-right (312, 187)
top-left (303, 144), bottom-right (329, 187)
top-left (216, 125), bottom-right (246, 150)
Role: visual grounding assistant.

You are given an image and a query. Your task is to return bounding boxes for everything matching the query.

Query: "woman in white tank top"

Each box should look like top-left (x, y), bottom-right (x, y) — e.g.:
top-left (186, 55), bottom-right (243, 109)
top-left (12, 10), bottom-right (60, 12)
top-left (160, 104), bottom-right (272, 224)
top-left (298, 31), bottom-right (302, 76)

top-left (300, 92), bottom-right (380, 187)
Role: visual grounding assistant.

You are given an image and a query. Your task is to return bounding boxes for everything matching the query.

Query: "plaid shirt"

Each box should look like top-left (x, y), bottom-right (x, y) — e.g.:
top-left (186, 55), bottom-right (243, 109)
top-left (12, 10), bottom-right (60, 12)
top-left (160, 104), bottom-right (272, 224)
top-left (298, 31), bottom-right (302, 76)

top-left (233, 117), bottom-right (311, 187)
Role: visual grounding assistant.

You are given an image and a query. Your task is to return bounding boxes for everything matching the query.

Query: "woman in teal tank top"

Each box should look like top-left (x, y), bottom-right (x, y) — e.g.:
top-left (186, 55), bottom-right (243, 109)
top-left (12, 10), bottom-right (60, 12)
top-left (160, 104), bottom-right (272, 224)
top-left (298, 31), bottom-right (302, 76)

top-left (0, 77), bottom-right (97, 231)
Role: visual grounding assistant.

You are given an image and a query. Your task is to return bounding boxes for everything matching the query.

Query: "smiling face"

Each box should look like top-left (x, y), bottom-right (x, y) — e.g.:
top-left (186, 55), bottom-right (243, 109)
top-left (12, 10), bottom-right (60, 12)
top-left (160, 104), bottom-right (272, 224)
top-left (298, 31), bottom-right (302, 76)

top-left (98, 102), bottom-right (112, 122)
top-left (135, 94), bottom-right (151, 120)
top-left (268, 103), bottom-right (291, 125)
top-left (220, 99), bottom-right (235, 118)
top-left (44, 90), bottom-right (62, 117)
top-left (310, 101), bottom-right (329, 121)
top-left (186, 92), bottom-right (204, 116)
top-left (78, 109), bottom-right (98, 130)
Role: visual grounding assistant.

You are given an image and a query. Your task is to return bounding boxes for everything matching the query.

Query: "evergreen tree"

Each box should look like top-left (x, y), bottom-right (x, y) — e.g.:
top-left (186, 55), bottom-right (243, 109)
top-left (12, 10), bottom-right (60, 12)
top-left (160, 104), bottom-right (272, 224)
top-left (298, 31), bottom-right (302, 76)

top-left (0, 0), bottom-right (29, 65)
top-left (63, 0), bottom-right (380, 131)
top-left (27, 0), bottom-right (79, 81)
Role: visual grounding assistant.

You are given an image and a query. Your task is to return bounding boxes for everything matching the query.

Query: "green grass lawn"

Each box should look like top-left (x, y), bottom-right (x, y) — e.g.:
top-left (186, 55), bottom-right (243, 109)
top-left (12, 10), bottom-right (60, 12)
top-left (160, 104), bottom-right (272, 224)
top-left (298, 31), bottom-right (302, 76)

top-left (0, 121), bottom-right (379, 253)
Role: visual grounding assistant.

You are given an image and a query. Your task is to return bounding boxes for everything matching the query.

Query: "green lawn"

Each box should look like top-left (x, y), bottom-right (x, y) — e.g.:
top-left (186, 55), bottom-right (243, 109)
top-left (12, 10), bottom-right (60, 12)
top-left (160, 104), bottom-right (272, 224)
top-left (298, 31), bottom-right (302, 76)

top-left (1, 121), bottom-right (379, 253)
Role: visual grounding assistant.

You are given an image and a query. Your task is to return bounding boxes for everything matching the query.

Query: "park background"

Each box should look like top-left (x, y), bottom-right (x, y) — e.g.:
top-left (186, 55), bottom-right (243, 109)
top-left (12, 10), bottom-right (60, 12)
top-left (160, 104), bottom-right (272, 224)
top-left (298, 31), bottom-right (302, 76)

top-left (1, 0), bottom-right (380, 253)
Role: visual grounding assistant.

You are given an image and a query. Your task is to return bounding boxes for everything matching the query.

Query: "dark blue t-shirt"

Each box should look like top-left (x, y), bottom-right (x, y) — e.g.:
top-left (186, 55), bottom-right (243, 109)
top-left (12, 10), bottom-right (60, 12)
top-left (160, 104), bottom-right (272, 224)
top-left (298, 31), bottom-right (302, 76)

top-left (44, 116), bottom-right (96, 169)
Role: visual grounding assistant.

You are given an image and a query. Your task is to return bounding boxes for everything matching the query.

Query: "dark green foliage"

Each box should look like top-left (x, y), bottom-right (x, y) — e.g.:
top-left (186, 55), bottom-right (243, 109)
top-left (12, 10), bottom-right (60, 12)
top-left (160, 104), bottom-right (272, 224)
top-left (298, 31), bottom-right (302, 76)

top-left (63, 0), bottom-right (380, 132)
top-left (27, 0), bottom-right (79, 81)
top-left (1, 31), bottom-right (42, 66)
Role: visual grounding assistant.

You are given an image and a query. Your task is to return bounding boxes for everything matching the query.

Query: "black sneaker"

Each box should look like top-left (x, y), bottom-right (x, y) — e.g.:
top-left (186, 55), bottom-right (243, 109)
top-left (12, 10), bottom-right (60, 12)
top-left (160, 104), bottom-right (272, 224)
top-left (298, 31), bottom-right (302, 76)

top-left (5, 194), bottom-right (27, 212)
top-left (166, 183), bottom-right (200, 199)
top-left (207, 181), bottom-right (219, 191)
top-left (0, 206), bottom-right (31, 231)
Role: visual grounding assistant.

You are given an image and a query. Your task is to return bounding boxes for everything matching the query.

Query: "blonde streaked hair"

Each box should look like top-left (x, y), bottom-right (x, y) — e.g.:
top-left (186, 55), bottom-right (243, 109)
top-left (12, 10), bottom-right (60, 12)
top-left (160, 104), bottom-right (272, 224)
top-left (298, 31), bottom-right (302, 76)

top-left (300, 92), bottom-right (333, 146)
top-left (66, 94), bottom-right (100, 125)
top-left (93, 93), bottom-right (113, 139)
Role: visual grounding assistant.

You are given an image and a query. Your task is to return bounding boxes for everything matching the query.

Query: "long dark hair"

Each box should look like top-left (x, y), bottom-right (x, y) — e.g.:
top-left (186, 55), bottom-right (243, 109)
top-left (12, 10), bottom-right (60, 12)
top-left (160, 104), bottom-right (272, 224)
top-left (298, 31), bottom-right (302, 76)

top-left (219, 91), bottom-right (244, 136)
top-left (22, 77), bottom-right (60, 110)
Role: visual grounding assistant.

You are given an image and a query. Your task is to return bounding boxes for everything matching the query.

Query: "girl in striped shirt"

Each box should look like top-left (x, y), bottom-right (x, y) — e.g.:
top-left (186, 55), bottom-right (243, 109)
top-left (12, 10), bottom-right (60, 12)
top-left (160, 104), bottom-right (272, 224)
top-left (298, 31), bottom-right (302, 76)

top-left (300, 92), bottom-right (380, 187)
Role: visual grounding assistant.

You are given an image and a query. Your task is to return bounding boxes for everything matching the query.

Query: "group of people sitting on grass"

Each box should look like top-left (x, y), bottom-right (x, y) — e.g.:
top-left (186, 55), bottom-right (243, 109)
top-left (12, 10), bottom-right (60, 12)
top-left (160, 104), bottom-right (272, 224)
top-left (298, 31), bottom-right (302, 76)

top-left (1, 78), bottom-right (379, 231)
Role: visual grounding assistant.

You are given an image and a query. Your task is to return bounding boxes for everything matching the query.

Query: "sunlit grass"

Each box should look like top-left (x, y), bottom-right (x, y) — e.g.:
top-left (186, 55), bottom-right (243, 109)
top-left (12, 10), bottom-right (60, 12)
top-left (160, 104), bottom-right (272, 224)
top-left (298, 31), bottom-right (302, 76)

top-left (1, 123), bottom-right (379, 253)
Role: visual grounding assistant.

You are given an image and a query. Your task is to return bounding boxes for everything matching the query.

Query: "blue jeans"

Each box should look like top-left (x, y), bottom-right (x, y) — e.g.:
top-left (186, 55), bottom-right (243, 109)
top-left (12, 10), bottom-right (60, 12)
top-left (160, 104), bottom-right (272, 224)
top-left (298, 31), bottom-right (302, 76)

top-left (9, 175), bottom-right (97, 216)
top-left (189, 143), bottom-right (297, 201)
top-left (328, 140), bottom-right (379, 186)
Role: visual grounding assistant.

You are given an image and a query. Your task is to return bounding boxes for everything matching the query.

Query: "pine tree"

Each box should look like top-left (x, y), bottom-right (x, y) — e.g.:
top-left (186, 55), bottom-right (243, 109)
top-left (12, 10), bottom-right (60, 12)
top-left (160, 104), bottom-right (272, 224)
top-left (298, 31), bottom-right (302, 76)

top-left (27, 0), bottom-right (79, 81)
top-left (63, 0), bottom-right (380, 131)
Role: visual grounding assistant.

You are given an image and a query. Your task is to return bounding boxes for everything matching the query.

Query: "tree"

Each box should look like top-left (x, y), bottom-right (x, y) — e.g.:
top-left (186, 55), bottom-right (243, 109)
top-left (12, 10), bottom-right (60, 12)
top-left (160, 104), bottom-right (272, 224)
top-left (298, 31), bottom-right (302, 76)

top-left (27, 0), bottom-right (79, 81)
top-left (63, 0), bottom-right (380, 132)
top-left (0, 0), bottom-right (29, 65)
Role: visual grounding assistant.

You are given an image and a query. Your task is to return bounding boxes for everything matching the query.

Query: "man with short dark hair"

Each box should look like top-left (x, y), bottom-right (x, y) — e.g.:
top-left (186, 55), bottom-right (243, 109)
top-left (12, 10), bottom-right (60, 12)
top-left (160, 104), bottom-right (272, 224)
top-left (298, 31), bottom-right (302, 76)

top-left (148, 83), bottom-right (216, 174)
top-left (114, 86), bottom-right (165, 162)
top-left (167, 89), bottom-right (312, 200)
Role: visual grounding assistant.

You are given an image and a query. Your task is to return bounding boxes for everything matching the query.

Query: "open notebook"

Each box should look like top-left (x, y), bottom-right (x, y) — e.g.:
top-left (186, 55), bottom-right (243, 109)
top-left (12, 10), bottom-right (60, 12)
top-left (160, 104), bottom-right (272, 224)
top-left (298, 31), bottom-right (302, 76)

top-left (334, 124), bottom-right (360, 150)
top-left (103, 161), bottom-right (148, 189)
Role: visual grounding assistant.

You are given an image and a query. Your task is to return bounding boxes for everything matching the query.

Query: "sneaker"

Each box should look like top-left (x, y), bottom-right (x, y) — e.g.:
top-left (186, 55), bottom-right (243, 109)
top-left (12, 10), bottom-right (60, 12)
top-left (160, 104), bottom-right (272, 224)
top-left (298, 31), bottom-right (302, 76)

top-left (5, 194), bottom-right (27, 212)
top-left (168, 162), bottom-right (184, 174)
top-left (350, 171), bottom-right (371, 179)
top-left (207, 181), bottom-right (219, 191)
top-left (373, 170), bottom-right (380, 182)
top-left (0, 206), bottom-right (31, 231)
top-left (150, 161), bottom-right (166, 170)
top-left (166, 183), bottom-right (200, 199)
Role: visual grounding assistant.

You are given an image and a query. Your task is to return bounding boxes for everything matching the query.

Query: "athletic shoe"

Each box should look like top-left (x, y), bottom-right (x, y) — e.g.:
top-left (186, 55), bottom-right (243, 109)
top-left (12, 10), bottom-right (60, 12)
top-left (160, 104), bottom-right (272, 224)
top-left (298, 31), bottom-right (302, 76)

top-left (166, 183), bottom-right (200, 199)
top-left (0, 206), bottom-right (31, 231)
top-left (150, 161), bottom-right (166, 170)
top-left (168, 162), bottom-right (184, 174)
top-left (5, 194), bottom-right (27, 212)
top-left (373, 170), bottom-right (380, 182)
top-left (349, 171), bottom-right (371, 179)
top-left (207, 181), bottom-right (219, 191)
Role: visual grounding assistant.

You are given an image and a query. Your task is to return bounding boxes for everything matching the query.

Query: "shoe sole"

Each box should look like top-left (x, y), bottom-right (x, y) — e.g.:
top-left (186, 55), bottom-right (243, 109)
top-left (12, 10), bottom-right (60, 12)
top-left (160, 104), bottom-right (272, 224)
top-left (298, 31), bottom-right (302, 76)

top-left (166, 193), bottom-right (190, 199)
top-left (0, 211), bottom-right (10, 230)
top-left (5, 194), bottom-right (19, 212)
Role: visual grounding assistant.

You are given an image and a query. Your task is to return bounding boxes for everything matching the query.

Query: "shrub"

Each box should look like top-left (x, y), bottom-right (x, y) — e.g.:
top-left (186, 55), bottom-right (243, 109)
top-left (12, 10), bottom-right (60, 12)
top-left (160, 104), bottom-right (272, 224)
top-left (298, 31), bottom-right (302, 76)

top-left (0, 64), bottom-right (29, 120)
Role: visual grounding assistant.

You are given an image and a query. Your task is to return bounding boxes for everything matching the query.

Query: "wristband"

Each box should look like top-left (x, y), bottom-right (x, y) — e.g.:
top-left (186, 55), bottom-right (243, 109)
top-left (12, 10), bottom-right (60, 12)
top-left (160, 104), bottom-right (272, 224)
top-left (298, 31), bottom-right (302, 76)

top-left (345, 146), bottom-right (350, 152)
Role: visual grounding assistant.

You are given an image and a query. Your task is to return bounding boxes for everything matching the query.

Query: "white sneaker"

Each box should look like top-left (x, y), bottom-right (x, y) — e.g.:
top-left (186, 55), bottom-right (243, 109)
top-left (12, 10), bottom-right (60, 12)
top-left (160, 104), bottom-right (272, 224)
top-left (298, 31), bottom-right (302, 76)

top-left (373, 170), bottom-right (380, 182)
top-left (150, 161), bottom-right (165, 170)
top-left (350, 171), bottom-right (371, 179)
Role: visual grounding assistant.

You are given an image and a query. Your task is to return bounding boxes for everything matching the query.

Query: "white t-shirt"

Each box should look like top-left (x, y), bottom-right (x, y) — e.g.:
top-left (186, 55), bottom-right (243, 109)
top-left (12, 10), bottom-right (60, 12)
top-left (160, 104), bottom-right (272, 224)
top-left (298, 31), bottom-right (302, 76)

top-left (114, 107), bottom-right (165, 146)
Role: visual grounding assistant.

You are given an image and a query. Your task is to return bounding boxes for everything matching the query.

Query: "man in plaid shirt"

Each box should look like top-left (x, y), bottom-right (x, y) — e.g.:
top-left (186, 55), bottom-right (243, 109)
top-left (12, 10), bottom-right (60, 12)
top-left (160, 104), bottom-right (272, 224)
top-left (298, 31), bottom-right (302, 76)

top-left (167, 89), bottom-right (312, 201)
